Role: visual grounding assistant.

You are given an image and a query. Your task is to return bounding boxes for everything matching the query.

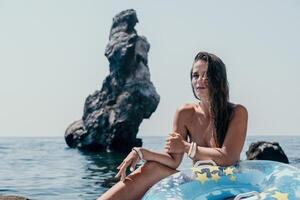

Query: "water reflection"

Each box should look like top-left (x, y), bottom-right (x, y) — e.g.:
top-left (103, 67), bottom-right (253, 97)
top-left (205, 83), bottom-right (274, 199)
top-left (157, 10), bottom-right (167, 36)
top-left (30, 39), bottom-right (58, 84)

top-left (79, 151), bottom-right (127, 190)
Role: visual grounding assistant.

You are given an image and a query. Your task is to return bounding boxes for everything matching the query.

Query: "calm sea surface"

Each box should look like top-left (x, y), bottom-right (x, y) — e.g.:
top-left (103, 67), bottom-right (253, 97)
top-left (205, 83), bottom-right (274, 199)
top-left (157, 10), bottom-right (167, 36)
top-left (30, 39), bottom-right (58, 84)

top-left (0, 136), bottom-right (299, 200)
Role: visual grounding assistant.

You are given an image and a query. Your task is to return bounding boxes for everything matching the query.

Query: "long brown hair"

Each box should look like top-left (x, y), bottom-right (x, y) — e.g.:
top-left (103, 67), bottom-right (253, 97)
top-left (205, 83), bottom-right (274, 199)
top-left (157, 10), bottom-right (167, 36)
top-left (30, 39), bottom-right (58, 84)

top-left (190, 52), bottom-right (234, 147)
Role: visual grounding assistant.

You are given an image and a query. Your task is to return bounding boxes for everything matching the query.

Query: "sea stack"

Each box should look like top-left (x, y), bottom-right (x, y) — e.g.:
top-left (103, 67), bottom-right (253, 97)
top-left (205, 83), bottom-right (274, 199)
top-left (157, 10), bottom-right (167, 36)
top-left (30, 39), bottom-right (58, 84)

top-left (65, 9), bottom-right (160, 152)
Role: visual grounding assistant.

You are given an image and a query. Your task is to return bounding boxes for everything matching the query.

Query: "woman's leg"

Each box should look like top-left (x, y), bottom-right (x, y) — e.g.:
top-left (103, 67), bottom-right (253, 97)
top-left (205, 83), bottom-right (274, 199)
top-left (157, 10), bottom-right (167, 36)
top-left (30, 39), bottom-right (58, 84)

top-left (97, 161), bottom-right (178, 200)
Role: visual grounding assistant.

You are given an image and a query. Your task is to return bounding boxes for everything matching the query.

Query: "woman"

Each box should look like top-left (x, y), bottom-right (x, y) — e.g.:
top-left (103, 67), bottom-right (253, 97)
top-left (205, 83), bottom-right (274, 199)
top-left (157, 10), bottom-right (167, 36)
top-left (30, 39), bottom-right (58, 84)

top-left (98, 52), bottom-right (248, 200)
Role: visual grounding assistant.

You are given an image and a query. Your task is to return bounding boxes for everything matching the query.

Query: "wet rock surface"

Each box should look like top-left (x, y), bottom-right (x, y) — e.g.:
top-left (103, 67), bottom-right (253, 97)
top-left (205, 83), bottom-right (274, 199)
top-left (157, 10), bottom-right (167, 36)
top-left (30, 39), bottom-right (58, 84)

top-left (65, 9), bottom-right (160, 152)
top-left (246, 141), bottom-right (289, 163)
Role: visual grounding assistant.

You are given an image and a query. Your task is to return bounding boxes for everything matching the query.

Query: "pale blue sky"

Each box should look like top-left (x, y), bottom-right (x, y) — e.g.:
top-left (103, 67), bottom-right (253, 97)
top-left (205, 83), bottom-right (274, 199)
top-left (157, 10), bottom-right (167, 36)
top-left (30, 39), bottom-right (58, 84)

top-left (0, 0), bottom-right (299, 137)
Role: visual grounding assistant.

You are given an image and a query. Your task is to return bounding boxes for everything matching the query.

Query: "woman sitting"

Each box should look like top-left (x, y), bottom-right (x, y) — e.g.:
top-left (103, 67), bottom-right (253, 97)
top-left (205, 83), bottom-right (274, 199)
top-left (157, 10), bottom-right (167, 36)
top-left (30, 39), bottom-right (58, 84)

top-left (98, 51), bottom-right (248, 200)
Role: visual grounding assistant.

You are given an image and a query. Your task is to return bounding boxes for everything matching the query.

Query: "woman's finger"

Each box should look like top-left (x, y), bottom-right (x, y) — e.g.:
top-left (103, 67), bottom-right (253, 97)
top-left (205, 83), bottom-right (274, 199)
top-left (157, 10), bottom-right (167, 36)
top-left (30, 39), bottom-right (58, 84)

top-left (173, 134), bottom-right (179, 138)
top-left (116, 166), bottom-right (126, 181)
top-left (115, 167), bottom-right (122, 179)
top-left (117, 161), bottom-right (124, 169)
top-left (129, 152), bottom-right (139, 171)
top-left (120, 162), bottom-right (129, 181)
top-left (130, 157), bottom-right (139, 172)
top-left (115, 160), bottom-right (126, 176)
top-left (115, 159), bottom-right (128, 179)
top-left (120, 170), bottom-right (126, 181)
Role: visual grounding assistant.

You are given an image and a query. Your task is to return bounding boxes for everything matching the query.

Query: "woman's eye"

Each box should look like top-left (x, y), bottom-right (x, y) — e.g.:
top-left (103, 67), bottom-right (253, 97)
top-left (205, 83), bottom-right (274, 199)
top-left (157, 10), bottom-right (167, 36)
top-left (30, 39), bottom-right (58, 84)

top-left (192, 74), bottom-right (199, 79)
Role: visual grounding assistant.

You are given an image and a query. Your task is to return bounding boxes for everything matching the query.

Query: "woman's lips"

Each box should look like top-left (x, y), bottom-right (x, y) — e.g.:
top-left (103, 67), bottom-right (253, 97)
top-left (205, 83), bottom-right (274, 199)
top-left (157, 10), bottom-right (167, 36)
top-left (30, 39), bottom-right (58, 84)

top-left (196, 86), bottom-right (206, 90)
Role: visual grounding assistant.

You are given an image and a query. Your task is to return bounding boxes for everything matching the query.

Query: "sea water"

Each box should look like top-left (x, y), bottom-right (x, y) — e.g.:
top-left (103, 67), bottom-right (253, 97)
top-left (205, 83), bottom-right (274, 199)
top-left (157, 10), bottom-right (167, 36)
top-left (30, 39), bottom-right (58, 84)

top-left (0, 136), bottom-right (299, 200)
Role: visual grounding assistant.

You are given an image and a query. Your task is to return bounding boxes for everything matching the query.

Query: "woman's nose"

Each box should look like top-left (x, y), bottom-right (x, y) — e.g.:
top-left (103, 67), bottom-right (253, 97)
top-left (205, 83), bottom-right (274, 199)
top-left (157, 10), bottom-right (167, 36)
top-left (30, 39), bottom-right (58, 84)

top-left (197, 76), bottom-right (207, 83)
top-left (197, 77), bottom-right (208, 87)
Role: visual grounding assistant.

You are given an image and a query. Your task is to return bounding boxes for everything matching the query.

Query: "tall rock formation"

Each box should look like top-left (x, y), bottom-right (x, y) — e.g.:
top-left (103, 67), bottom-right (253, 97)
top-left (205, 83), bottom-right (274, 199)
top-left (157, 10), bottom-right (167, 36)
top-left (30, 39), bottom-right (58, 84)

top-left (65, 9), bottom-right (160, 152)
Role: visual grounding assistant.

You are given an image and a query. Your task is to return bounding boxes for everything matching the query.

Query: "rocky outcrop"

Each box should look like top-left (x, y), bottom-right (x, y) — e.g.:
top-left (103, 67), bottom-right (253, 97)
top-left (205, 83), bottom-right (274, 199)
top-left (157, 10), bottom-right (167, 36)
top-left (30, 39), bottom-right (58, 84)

top-left (246, 141), bottom-right (289, 164)
top-left (65, 9), bottom-right (160, 152)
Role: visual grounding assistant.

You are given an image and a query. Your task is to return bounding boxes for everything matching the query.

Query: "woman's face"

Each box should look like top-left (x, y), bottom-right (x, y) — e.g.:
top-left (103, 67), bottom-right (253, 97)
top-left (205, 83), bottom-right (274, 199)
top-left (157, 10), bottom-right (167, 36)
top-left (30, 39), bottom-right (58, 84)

top-left (191, 60), bottom-right (209, 101)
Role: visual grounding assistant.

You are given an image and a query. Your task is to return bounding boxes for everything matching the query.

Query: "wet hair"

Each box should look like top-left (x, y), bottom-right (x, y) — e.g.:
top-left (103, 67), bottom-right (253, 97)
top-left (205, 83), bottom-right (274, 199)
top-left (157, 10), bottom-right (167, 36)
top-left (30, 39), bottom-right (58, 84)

top-left (190, 52), bottom-right (234, 147)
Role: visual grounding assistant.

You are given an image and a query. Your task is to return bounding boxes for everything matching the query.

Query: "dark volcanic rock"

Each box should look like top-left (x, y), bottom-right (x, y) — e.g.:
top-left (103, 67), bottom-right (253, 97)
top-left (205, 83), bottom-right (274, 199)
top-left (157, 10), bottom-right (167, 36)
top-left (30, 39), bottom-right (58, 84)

top-left (65, 9), bottom-right (160, 152)
top-left (246, 141), bottom-right (289, 163)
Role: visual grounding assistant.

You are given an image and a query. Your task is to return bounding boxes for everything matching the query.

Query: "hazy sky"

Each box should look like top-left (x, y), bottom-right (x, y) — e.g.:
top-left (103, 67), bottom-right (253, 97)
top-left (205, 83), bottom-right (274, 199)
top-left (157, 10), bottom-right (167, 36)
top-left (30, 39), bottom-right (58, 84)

top-left (1, 0), bottom-right (299, 137)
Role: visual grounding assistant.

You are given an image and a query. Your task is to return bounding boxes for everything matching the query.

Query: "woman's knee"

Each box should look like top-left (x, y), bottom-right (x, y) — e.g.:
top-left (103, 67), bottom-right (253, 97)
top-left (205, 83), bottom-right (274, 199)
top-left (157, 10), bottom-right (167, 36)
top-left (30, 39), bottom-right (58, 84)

top-left (140, 161), bottom-right (178, 178)
top-left (141, 161), bottom-right (161, 171)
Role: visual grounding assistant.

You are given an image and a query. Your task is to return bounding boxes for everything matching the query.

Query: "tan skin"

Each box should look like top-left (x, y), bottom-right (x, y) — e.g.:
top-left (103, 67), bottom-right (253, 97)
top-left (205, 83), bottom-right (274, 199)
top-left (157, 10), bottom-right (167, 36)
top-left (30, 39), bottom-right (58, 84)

top-left (97, 60), bottom-right (248, 200)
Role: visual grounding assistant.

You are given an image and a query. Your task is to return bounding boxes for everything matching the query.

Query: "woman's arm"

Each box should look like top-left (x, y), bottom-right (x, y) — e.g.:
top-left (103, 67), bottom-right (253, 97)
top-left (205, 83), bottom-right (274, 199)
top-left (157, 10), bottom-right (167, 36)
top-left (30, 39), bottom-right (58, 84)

top-left (167, 104), bottom-right (248, 166)
top-left (115, 105), bottom-right (189, 181)
top-left (186, 104), bottom-right (248, 166)
top-left (141, 105), bottom-right (189, 169)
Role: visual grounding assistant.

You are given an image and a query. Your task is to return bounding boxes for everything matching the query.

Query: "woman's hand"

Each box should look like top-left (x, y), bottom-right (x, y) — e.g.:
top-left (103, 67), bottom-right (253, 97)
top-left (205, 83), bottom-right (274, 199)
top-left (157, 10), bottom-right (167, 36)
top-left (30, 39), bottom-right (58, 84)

top-left (165, 132), bottom-right (186, 154)
top-left (115, 150), bottom-right (140, 181)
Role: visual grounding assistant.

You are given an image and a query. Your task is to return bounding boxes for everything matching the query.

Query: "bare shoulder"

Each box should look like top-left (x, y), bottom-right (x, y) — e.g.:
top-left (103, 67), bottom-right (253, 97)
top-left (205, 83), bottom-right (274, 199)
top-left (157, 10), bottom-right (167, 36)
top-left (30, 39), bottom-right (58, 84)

top-left (174, 103), bottom-right (196, 121)
top-left (176, 103), bottom-right (196, 115)
top-left (172, 103), bottom-right (196, 137)
top-left (231, 103), bottom-right (248, 120)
